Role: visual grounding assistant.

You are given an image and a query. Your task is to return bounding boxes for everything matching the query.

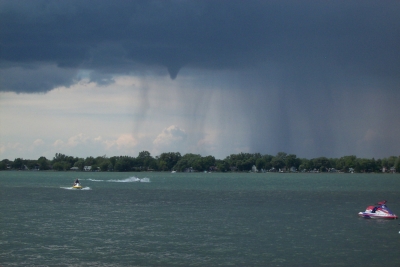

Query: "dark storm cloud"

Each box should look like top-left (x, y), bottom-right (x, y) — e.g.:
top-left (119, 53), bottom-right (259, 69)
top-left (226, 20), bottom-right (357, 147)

top-left (1, 0), bottom-right (399, 92)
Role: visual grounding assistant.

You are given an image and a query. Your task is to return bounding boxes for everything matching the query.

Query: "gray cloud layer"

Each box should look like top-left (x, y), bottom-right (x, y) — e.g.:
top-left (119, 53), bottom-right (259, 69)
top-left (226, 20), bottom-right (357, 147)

top-left (1, 0), bottom-right (399, 92)
top-left (1, 0), bottom-right (399, 158)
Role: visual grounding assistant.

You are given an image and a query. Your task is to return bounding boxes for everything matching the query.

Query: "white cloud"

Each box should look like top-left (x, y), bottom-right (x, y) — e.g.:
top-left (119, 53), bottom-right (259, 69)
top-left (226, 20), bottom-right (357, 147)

top-left (104, 134), bottom-right (138, 150)
top-left (66, 133), bottom-right (89, 147)
top-left (153, 125), bottom-right (187, 146)
top-left (0, 142), bottom-right (24, 159)
top-left (52, 134), bottom-right (89, 150)
top-left (195, 131), bottom-right (220, 155)
top-left (115, 134), bottom-right (138, 149)
top-left (32, 139), bottom-right (45, 147)
top-left (53, 139), bottom-right (65, 149)
top-left (151, 125), bottom-right (189, 155)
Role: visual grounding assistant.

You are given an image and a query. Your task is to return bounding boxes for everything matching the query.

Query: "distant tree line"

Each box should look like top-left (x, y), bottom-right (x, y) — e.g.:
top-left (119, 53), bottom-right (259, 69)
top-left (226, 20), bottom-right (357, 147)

top-left (0, 152), bottom-right (399, 173)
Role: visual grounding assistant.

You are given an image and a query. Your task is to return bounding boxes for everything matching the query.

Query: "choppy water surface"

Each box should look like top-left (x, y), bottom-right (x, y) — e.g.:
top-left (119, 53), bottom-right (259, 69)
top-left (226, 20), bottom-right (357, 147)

top-left (1, 171), bottom-right (399, 266)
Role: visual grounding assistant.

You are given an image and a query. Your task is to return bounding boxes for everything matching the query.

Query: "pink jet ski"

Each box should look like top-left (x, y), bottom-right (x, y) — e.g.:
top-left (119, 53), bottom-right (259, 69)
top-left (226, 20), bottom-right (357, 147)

top-left (358, 200), bottom-right (398, 219)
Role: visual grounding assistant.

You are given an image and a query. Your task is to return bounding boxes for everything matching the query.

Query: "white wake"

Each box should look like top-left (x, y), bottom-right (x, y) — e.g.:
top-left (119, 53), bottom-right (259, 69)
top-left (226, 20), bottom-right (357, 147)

top-left (88, 177), bottom-right (150, 183)
top-left (60, 187), bottom-right (92, 190)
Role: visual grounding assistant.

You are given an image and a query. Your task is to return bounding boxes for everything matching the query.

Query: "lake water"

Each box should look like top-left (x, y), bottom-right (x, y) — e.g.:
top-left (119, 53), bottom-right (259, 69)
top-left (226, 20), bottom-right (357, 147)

top-left (1, 171), bottom-right (399, 266)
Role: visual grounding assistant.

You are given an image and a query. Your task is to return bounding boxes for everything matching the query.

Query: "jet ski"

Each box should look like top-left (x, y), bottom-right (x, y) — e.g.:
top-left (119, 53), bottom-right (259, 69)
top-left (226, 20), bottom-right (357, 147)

top-left (72, 183), bottom-right (82, 189)
top-left (358, 200), bottom-right (398, 219)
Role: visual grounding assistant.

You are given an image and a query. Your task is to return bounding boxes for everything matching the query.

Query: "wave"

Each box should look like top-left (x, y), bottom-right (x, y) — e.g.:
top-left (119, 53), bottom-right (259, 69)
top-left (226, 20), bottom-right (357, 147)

top-left (88, 177), bottom-right (150, 183)
top-left (60, 187), bottom-right (92, 190)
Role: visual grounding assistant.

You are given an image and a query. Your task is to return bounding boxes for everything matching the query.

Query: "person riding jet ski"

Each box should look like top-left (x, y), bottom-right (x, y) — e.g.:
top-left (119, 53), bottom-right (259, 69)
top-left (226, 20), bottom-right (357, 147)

top-left (358, 200), bottom-right (398, 219)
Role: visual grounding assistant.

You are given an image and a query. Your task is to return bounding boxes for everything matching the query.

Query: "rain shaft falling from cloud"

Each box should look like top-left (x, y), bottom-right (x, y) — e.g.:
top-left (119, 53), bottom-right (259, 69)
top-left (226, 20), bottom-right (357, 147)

top-left (1, 0), bottom-right (399, 159)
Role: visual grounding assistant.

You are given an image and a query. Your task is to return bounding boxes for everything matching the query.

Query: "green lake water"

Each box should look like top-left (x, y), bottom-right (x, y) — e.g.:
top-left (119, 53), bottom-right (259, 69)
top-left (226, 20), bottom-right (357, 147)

top-left (1, 171), bottom-right (399, 266)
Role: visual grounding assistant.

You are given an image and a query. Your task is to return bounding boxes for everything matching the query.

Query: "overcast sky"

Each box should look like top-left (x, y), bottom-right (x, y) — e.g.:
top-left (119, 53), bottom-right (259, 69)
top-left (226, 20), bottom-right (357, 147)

top-left (1, 0), bottom-right (399, 160)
